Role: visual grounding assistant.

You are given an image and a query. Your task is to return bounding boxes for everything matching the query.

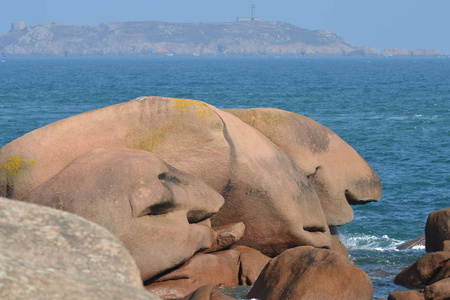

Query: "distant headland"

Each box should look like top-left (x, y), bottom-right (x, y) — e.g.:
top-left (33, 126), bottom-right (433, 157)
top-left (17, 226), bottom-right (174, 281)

top-left (0, 19), bottom-right (443, 58)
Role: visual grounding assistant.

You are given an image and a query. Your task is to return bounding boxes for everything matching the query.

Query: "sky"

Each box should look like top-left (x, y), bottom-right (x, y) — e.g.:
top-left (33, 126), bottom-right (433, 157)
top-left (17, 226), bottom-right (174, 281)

top-left (1, 0), bottom-right (449, 54)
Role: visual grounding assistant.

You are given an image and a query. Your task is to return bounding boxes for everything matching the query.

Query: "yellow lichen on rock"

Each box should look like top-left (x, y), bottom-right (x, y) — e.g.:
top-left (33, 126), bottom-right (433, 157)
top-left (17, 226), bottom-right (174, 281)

top-left (0, 156), bottom-right (36, 198)
top-left (126, 124), bottom-right (178, 152)
top-left (171, 98), bottom-right (214, 117)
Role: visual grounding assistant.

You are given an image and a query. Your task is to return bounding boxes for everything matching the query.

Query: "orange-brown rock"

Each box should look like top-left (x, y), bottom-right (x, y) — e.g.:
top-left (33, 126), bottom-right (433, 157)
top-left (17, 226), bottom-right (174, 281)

top-left (225, 107), bottom-right (382, 226)
top-left (425, 208), bottom-right (450, 252)
top-left (424, 278), bottom-right (450, 300)
top-left (1, 96), bottom-right (331, 256)
top-left (146, 245), bottom-right (270, 299)
top-left (23, 148), bottom-right (223, 282)
top-left (394, 251), bottom-right (450, 287)
top-left (388, 290), bottom-right (425, 300)
top-left (247, 246), bottom-right (373, 300)
top-left (180, 285), bottom-right (236, 300)
top-left (0, 197), bottom-right (159, 300)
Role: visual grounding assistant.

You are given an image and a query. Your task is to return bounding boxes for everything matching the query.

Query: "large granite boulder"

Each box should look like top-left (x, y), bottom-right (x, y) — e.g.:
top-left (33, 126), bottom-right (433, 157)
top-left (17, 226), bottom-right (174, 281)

top-left (247, 246), bottom-right (373, 300)
top-left (425, 208), bottom-right (450, 252)
top-left (1, 96), bottom-right (331, 256)
top-left (23, 148), bottom-right (223, 282)
top-left (146, 245), bottom-right (270, 299)
top-left (225, 108), bottom-right (382, 226)
top-left (0, 197), bottom-right (158, 300)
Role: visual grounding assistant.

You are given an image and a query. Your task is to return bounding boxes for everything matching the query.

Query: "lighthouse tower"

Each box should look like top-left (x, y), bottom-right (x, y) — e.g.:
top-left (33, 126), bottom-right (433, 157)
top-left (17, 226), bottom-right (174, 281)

top-left (237, 5), bottom-right (261, 22)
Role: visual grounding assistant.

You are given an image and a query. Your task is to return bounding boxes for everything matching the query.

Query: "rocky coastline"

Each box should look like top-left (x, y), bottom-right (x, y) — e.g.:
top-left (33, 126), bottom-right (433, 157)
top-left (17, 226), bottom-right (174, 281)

top-left (0, 96), bottom-right (448, 299)
top-left (0, 21), bottom-right (443, 58)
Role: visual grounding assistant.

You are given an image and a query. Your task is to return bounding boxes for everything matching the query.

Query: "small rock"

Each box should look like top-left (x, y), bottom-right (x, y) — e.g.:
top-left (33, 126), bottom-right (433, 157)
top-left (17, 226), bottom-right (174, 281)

top-left (388, 290), bottom-right (425, 300)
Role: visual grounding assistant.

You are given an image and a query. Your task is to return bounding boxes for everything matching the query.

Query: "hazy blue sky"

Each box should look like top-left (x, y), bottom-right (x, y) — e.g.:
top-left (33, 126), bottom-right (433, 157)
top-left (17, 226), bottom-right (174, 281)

top-left (2, 0), bottom-right (449, 54)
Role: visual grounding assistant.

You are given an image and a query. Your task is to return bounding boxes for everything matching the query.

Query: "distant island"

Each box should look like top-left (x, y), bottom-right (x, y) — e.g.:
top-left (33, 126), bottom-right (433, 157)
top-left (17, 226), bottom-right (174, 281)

top-left (0, 20), bottom-right (443, 58)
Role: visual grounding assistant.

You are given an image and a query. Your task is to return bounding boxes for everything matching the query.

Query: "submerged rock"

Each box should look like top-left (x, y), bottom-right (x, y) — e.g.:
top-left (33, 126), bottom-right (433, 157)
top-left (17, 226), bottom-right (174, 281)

top-left (0, 197), bottom-right (158, 300)
top-left (396, 235), bottom-right (426, 250)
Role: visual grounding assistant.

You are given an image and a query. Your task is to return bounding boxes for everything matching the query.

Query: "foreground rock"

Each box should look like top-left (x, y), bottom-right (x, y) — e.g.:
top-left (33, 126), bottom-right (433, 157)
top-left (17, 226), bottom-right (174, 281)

top-left (226, 108), bottom-right (382, 226)
top-left (425, 208), bottom-right (450, 252)
top-left (0, 197), bottom-right (158, 300)
top-left (247, 246), bottom-right (373, 300)
top-left (23, 148), bottom-right (223, 282)
top-left (1, 96), bottom-right (332, 256)
top-left (146, 245), bottom-right (270, 298)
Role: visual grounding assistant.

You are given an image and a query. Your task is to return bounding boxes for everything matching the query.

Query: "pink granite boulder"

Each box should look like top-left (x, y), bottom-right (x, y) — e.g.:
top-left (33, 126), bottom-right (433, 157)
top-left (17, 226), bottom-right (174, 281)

top-left (23, 148), bottom-right (224, 282)
top-left (225, 108), bottom-right (382, 226)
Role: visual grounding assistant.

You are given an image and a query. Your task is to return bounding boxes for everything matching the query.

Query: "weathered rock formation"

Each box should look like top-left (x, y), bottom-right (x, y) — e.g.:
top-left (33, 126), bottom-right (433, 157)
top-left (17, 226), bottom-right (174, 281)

top-left (0, 96), bottom-right (382, 298)
top-left (0, 97), bottom-right (333, 256)
top-left (225, 107), bottom-right (382, 226)
top-left (0, 197), bottom-right (159, 299)
top-left (247, 246), bottom-right (374, 300)
top-left (0, 21), bottom-right (443, 57)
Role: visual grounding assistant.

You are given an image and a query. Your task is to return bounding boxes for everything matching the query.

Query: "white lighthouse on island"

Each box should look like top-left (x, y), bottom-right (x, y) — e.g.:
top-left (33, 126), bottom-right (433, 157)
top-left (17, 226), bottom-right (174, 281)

top-left (237, 5), bottom-right (261, 22)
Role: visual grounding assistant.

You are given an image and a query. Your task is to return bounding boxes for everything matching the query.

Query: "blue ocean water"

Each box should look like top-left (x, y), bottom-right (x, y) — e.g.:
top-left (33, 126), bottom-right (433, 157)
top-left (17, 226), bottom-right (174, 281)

top-left (0, 58), bottom-right (449, 299)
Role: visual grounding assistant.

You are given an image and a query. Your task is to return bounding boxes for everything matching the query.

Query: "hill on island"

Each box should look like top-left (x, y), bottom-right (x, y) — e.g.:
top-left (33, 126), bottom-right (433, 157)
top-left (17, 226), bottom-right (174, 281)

top-left (0, 20), bottom-right (442, 57)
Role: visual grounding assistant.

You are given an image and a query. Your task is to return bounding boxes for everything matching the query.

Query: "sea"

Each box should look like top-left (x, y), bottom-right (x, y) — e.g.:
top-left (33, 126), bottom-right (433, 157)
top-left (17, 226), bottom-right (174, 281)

top-left (0, 57), bottom-right (449, 299)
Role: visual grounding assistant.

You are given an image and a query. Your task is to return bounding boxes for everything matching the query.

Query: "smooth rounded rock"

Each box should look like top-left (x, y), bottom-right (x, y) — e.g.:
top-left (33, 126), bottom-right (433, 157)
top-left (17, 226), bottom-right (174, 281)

top-left (225, 107), bottom-right (382, 226)
top-left (23, 148), bottom-right (224, 282)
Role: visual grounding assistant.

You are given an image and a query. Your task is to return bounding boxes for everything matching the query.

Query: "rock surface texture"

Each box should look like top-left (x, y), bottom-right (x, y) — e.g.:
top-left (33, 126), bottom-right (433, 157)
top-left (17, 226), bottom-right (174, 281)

top-left (0, 197), bottom-right (159, 300)
top-left (247, 246), bottom-right (374, 300)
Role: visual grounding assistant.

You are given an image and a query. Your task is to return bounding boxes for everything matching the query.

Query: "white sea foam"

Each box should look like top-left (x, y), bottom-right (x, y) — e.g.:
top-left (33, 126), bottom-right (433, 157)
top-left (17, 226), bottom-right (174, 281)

top-left (341, 234), bottom-right (404, 251)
